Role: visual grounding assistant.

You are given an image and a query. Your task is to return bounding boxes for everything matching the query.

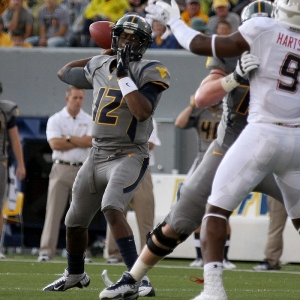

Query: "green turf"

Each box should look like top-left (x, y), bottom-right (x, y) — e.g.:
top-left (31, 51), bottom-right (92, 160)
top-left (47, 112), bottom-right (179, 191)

top-left (0, 255), bottom-right (300, 299)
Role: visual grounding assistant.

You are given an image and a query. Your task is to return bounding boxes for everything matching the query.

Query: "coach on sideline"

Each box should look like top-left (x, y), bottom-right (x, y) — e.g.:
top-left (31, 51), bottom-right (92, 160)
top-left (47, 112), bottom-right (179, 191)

top-left (38, 85), bottom-right (92, 262)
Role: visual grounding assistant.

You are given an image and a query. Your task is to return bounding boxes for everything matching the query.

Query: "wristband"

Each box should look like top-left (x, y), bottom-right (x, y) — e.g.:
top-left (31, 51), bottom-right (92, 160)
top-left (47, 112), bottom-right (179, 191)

top-left (220, 73), bottom-right (239, 92)
top-left (168, 17), bottom-right (199, 51)
top-left (118, 77), bottom-right (138, 97)
top-left (211, 34), bottom-right (217, 58)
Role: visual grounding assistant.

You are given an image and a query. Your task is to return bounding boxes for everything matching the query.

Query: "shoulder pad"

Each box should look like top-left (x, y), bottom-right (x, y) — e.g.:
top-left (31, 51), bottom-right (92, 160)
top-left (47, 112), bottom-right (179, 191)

top-left (0, 100), bottom-right (19, 117)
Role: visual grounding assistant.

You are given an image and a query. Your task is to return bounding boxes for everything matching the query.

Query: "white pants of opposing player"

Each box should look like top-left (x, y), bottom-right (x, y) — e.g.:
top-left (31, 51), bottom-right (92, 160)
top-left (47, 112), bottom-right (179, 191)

top-left (208, 123), bottom-right (300, 219)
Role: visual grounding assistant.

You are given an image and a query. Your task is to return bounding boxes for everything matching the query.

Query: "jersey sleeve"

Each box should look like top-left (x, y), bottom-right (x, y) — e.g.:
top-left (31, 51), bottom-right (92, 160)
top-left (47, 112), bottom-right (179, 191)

top-left (206, 57), bottom-right (226, 72)
top-left (238, 17), bottom-right (273, 50)
top-left (137, 61), bottom-right (170, 91)
top-left (206, 56), bottom-right (239, 74)
top-left (84, 55), bottom-right (108, 86)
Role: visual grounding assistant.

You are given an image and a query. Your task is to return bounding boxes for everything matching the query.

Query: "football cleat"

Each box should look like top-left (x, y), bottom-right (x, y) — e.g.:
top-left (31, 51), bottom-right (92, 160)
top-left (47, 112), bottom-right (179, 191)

top-left (99, 271), bottom-right (140, 300)
top-left (101, 269), bottom-right (114, 287)
top-left (106, 256), bottom-right (123, 264)
top-left (38, 254), bottom-right (50, 262)
top-left (101, 269), bottom-right (155, 297)
top-left (190, 258), bottom-right (204, 268)
top-left (222, 259), bottom-right (236, 270)
top-left (0, 252), bottom-right (5, 259)
top-left (84, 257), bottom-right (93, 264)
top-left (138, 276), bottom-right (155, 297)
top-left (43, 269), bottom-right (90, 291)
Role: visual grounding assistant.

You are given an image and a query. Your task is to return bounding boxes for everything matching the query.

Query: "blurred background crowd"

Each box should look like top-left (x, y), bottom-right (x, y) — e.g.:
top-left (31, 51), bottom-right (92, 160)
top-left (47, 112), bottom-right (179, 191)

top-left (0, 0), bottom-right (260, 48)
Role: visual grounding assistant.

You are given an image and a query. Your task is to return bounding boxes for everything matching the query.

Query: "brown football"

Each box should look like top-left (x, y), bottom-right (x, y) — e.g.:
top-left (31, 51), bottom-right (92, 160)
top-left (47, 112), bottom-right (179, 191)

top-left (89, 21), bottom-right (114, 49)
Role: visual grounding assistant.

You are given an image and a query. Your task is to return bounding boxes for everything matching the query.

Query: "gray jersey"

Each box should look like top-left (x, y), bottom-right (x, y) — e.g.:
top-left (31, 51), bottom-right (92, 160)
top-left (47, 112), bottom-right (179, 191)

top-left (64, 54), bottom-right (170, 227)
top-left (85, 55), bottom-right (170, 150)
top-left (185, 106), bottom-right (222, 154)
top-left (206, 56), bottom-right (249, 148)
top-left (0, 100), bottom-right (18, 161)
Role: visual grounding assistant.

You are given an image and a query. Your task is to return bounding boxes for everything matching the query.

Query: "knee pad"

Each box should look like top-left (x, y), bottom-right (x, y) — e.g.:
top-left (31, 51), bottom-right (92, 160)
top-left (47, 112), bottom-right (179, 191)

top-left (146, 221), bottom-right (188, 256)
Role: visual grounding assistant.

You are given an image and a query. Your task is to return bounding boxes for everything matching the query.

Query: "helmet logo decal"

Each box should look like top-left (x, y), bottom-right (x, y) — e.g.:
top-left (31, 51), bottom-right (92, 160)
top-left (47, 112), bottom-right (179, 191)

top-left (156, 66), bottom-right (168, 78)
top-left (124, 21), bottom-right (138, 29)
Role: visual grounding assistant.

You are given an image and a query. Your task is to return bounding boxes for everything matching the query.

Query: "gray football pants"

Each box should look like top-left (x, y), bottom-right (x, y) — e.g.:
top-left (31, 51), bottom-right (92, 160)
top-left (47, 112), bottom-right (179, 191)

top-left (165, 140), bottom-right (284, 236)
top-left (106, 168), bottom-right (155, 258)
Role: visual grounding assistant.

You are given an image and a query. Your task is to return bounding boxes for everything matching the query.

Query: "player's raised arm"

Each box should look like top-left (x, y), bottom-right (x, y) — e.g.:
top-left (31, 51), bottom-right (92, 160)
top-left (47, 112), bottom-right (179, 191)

top-left (146, 0), bottom-right (249, 57)
top-left (57, 58), bottom-right (93, 89)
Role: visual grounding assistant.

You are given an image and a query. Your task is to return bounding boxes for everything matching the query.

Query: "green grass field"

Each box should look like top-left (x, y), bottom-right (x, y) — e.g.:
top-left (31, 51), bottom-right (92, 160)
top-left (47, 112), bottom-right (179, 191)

top-left (1, 255), bottom-right (300, 299)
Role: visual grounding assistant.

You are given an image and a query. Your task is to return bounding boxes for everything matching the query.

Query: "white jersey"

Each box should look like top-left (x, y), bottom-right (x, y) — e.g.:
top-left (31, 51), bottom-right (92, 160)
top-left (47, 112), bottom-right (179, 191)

top-left (239, 17), bottom-right (300, 124)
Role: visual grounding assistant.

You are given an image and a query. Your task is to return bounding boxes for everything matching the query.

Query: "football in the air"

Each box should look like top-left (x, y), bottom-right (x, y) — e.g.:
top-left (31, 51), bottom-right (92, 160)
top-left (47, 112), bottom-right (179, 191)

top-left (89, 21), bottom-right (114, 49)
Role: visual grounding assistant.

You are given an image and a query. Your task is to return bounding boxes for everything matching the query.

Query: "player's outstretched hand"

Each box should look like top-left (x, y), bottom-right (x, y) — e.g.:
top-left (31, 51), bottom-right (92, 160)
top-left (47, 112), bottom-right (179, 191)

top-left (117, 43), bottom-right (131, 78)
top-left (145, 0), bottom-right (180, 26)
top-left (234, 51), bottom-right (260, 82)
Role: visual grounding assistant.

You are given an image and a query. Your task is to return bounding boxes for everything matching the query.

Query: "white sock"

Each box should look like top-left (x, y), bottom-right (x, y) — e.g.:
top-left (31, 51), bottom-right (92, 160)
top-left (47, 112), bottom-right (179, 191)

top-left (130, 257), bottom-right (153, 281)
top-left (204, 261), bottom-right (223, 272)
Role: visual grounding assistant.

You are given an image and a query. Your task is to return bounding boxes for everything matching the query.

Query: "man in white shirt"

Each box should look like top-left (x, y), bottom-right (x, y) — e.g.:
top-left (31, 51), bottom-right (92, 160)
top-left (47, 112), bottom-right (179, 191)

top-left (38, 85), bottom-right (92, 262)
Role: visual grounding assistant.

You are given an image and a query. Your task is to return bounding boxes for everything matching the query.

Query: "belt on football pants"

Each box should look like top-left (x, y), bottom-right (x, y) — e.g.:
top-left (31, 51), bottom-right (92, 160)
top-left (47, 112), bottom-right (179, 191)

top-left (54, 159), bottom-right (83, 166)
top-left (274, 123), bottom-right (300, 128)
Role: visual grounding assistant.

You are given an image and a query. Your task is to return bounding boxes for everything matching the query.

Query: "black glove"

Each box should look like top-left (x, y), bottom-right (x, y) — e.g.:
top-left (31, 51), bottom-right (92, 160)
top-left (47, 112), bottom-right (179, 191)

top-left (116, 43), bottom-right (131, 78)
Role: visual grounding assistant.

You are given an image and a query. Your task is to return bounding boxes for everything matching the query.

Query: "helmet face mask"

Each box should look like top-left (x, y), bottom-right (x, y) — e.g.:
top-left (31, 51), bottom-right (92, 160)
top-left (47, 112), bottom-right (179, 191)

top-left (111, 14), bottom-right (153, 61)
top-left (273, 0), bottom-right (300, 32)
top-left (241, 0), bottom-right (274, 23)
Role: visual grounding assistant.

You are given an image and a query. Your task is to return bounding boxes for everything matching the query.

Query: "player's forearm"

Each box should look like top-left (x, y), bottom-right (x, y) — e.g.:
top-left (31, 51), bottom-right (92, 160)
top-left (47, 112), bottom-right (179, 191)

top-left (58, 62), bottom-right (93, 89)
top-left (194, 71), bottom-right (227, 108)
top-left (58, 58), bottom-right (91, 79)
top-left (195, 80), bottom-right (226, 108)
top-left (125, 92), bottom-right (153, 122)
top-left (168, 18), bottom-right (249, 57)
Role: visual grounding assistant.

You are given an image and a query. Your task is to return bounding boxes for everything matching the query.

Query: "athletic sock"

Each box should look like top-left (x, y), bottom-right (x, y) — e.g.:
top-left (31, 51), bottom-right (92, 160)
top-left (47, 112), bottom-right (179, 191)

top-left (223, 234), bottom-right (230, 260)
top-left (194, 232), bottom-right (202, 259)
top-left (67, 251), bottom-right (85, 274)
top-left (204, 261), bottom-right (223, 272)
top-left (130, 257), bottom-right (153, 281)
top-left (116, 235), bottom-right (138, 270)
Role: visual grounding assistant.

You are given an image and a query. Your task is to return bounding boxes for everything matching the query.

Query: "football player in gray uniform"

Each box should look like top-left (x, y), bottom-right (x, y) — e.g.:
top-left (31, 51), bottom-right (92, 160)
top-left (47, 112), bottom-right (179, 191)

top-left (99, 1), bottom-right (290, 300)
top-left (43, 14), bottom-right (170, 298)
top-left (0, 83), bottom-right (26, 259)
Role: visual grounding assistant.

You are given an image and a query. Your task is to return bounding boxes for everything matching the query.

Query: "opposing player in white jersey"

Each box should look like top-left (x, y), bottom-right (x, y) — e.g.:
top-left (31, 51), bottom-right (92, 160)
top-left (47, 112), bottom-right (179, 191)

top-left (43, 14), bottom-right (170, 298)
top-left (99, 1), bottom-right (300, 299)
top-left (144, 0), bottom-right (300, 299)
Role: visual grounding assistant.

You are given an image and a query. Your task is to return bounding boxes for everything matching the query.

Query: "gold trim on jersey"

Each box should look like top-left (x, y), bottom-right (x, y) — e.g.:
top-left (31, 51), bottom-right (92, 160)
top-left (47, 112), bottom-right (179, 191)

top-left (152, 81), bottom-right (168, 89)
top-left (212, 149), bottom-right (223, 156)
